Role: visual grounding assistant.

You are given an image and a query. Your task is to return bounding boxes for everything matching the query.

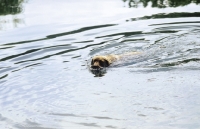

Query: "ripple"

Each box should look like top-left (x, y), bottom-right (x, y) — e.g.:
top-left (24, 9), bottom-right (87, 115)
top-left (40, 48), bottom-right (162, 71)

top-left (46, 24), bottom-right (117, 39)
top-left (1, 24), bottom-right (116, 47)
top-left (129, 12), bottom-right (200, 22)
top-left (1, 3), bottom-right (200, 129)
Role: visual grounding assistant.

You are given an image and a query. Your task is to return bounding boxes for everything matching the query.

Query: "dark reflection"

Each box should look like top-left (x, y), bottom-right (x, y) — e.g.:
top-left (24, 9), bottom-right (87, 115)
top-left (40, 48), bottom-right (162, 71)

top-left (0, 0), bottom-right (26, 30)
top-left (47, 24), bottom-right (116, 39)
top-left (0, 74), bottom-right (8, 80)
top-left (129, 12), bottom-right (200, 21)
top-left (78, 122), bottom-right (100, 127)
top-left (0, 0), bottom-right (24, 15)
top-left (90, 68), bottom-right (107, 77)
top-left (123, 0), bottom-right (200, 8)
top-left (157, 58), bottom-right (200, 67)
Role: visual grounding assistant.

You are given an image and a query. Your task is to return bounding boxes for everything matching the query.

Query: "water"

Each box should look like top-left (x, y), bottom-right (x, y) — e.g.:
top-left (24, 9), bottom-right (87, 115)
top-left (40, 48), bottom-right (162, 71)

top-left (0, 0), bottom-right (200, 129)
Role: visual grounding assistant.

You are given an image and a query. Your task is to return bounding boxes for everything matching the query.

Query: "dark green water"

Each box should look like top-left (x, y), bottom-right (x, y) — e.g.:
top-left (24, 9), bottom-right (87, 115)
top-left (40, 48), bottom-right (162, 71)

top-left (0, 0), bottom-right (200, 129)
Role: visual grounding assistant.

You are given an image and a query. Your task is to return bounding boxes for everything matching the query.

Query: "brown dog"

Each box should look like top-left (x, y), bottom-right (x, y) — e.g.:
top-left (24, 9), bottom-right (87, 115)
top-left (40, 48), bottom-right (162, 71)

top-left (91, 52), bottom-right (141, 69)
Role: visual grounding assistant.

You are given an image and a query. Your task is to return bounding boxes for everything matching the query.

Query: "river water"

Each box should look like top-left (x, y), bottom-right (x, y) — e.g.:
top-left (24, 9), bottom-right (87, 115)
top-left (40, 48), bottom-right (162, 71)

top-left (0, 0), bottom-right (200, 129)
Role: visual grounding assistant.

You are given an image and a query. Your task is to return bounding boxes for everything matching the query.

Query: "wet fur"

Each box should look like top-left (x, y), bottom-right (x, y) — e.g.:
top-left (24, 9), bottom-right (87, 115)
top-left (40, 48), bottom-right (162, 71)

top-left (91, 52), bottom-right (141, 69)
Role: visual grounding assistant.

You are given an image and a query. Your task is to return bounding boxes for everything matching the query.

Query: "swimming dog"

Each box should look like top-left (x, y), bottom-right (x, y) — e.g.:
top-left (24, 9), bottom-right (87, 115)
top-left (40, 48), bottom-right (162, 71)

top-left (91, 52), bottom-right (141, 69)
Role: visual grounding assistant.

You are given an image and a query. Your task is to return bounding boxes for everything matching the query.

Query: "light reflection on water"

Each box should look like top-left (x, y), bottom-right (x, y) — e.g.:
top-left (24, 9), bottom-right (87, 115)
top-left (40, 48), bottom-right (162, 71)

top-left (0, 0), bottom-right (200, 129)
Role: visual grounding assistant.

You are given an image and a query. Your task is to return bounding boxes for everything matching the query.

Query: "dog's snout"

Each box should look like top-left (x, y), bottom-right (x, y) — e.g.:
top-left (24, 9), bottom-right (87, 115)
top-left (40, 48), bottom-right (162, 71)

top-left (91, 65), bottom-right (100, 69)
top-left (91, 61), bottom-right (101, 69)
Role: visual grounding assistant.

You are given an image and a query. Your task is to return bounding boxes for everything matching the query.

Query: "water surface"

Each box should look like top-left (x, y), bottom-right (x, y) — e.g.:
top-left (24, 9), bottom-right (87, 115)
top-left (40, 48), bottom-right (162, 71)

top-left (0, 0), bottom-right (200, 129)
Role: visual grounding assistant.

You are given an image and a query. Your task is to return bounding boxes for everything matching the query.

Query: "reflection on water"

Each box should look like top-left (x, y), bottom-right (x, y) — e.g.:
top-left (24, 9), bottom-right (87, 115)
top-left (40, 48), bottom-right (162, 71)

top-left (0, 16), bottom-right (24, 30)
top-left (0, 0), bottom-right (25, 30)
top-left (129, 12), bottom-right (200, 21)
top-left (0, 0), bottom-right (200, 129)
top-left (123, 0), bottom-right (200, 8)
top-left (90, 68), bottom-right (107, 77)
top-left (0, 0), bottom-right (24, 15)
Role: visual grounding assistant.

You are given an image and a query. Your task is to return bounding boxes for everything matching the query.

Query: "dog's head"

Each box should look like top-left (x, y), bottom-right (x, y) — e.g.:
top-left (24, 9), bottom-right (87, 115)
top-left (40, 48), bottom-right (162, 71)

top-left (91, 56), bottom-right (110, 69)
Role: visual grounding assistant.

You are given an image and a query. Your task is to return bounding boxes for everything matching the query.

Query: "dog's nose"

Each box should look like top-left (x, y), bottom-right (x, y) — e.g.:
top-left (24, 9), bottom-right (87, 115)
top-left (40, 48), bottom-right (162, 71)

top-left (91, 65), bottom-right (101, 69)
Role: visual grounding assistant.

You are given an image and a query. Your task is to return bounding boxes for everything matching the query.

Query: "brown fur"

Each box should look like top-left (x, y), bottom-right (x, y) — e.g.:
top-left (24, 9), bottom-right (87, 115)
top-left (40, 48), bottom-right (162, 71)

top-left (91, 52), bottom-right (141, 69)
